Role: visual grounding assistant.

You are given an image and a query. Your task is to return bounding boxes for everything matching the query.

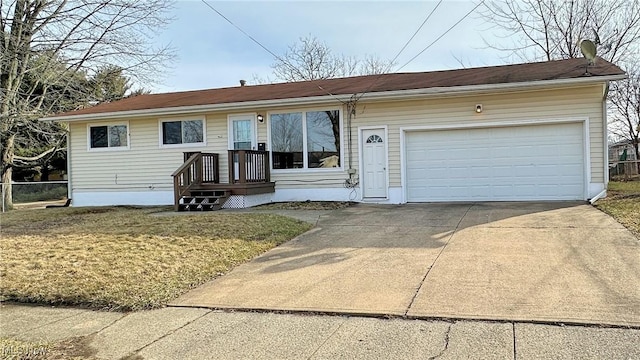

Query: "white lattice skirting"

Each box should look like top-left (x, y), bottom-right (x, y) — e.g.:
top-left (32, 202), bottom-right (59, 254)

top-left (222, 193), bottom-right (274, 209)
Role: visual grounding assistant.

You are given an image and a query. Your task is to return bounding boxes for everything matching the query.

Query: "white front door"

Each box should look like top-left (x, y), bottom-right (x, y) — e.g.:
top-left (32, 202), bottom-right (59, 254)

top-left (362, 128), bottom-right (387, 198)
top-left (229, 115), bottom-right (256, 150)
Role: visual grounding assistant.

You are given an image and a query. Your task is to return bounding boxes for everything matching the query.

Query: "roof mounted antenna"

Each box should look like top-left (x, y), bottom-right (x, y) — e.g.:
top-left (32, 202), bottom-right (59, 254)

top-left (239, 79), bottom-right (246, 87)
top-left (578, 37), bottom-right (597, 76)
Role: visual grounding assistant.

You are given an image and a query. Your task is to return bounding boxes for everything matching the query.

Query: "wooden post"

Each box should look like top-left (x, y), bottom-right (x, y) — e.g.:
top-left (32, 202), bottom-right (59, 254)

top-left (264, 151), bottom-right (270, 182)
top-left (228, 150), bottom-right (235, 184)
top-left (173, 176), bottom-right (180, 211)
top-left (213, 154), bottom-right (220, 183)
top-left (195, 154), bottom-right (203, 184)
top-left (238, 150), bottom-right (246, 183)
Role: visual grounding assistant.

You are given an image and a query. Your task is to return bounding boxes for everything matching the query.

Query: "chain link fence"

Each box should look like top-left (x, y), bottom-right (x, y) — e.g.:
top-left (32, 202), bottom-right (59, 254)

top-left (1, 181), bottom-right (69, 212)
top-left (609, 160), bottom-right (640, 180)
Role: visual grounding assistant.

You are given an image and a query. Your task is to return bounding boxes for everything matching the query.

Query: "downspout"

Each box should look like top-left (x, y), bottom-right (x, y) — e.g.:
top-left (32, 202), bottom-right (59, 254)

top-left (66, 129), bottom-right (72, 203)
top-left (602, 81), bottom-right (610, 194)
top-left (590, 189), bottom-right (607, 204)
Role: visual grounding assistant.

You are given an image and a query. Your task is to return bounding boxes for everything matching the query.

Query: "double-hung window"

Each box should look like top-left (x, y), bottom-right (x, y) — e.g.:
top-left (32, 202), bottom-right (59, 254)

top-left (160, 118), bottom-right (205, 146)
top-left (270, 110), bottom-right (341, 170)
top-left (88, 124), bottom-right (128, 150)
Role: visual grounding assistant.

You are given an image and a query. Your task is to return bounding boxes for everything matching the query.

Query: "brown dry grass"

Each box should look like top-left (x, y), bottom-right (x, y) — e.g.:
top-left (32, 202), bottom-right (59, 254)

top-left (595, 181), bottom-right (640, 238)
top-left (256, 201), bottom-right (354, 210)
top-left (0, 207), bottom-right (311, 311)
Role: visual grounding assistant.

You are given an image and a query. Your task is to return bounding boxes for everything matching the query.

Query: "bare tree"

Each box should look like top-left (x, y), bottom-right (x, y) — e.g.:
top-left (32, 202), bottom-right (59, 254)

top-left (609, 61), bottom-right (640, 169)
top-left (480, 0), bottom-right (640, 64)
top-left (271, 35), bottom-right (395, 82)
top-left (272, 35), bottom-right (357, 82)
top-left (480, 0), bottom-right (640, 172)
top-left (1, 0), bottom-right (174, 209)
top-left (358, 54), bottom-right (394, 76)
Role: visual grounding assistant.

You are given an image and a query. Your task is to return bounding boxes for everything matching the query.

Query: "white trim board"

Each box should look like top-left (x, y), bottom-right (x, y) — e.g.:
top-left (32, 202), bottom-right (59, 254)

top-left (72, 191), bottom-right (173, 207)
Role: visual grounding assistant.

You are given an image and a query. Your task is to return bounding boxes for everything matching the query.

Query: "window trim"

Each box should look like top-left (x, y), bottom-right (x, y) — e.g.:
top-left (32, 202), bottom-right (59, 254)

top-left (158, 116), bottom-right (206, 148)
top-left (227, 113), bottom-right (258, 150)
top-left (267, 107), bottom-right (344, 173)
top-left (86, 122), bottom-right (130, 151)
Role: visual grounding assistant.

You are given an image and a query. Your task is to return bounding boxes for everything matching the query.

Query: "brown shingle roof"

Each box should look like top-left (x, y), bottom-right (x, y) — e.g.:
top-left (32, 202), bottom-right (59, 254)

top-left (53, 58), bottom-right (624, 118)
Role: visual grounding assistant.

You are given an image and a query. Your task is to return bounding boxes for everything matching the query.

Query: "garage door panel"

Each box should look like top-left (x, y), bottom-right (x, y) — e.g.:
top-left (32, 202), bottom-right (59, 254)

top-left (405, 123), bottom-right (585, 201)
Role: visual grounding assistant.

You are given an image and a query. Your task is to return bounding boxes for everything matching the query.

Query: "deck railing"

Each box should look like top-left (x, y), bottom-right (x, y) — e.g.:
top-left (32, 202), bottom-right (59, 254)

top-left (228, 150), bottom-right (270, 184)
top-left (172, 152), bottom-right (220, 210)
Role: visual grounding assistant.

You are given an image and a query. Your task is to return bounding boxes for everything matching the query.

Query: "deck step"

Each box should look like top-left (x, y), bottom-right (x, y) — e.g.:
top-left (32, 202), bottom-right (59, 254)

top-left (178, 190), bottom-right (230, 212)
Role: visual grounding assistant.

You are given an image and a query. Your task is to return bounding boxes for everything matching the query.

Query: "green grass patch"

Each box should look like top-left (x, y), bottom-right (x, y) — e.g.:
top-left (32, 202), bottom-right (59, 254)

top-left (595, 181), bottom-right (640, 238)
top-left (606, 180), bottom-right (640, 193)
top-left (0, 207), bottom-right (312, 311)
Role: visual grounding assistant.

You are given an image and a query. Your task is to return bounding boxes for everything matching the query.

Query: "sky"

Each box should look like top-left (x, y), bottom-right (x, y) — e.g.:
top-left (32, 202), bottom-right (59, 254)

top-left (151, 0), bottom-right (509, 93)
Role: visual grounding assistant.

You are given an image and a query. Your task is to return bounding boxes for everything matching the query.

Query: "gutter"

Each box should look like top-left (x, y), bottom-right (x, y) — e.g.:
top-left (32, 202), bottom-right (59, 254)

top-left (41, 74), bottom-right (627, 123)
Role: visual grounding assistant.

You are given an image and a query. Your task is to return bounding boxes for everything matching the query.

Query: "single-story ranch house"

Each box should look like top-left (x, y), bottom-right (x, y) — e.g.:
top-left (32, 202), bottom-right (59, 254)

top-left (42, 58), bottom-right (625, 210)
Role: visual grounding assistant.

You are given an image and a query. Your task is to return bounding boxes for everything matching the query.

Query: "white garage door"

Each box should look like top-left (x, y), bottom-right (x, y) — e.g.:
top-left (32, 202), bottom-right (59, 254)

top-left (405, 122), bottom-right (585, 201)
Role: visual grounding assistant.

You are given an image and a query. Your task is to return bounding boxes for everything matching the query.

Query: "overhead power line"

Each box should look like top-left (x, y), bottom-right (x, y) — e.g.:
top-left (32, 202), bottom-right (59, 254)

top-left (355, 0), bottom-right (444, 101)
top-left (356, 0), bottom-right (484, 101)
top-left (200, 0), bottom-right (351, 104)
top-left (396, 0), bottom-right (486, 71)
top-left (200, 0), bottom-right (281, 61)
top-left (386, 0), bottom-right (444, 72)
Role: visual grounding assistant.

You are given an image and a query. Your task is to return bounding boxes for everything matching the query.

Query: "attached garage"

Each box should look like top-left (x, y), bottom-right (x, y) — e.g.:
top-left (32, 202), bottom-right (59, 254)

top-left (404, 121), bottom-right (586, 202)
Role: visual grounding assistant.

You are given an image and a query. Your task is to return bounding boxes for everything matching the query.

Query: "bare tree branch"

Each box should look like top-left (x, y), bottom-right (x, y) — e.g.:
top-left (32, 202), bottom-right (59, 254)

top-left (480, 0), bottom-right (640, 171)
top-left (1, 0), bottom-right (175, 209)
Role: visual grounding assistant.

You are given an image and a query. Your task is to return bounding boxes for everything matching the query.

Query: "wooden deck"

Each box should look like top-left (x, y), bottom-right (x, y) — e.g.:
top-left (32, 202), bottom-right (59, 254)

top-left (172, 150), bottom-right (274, 211)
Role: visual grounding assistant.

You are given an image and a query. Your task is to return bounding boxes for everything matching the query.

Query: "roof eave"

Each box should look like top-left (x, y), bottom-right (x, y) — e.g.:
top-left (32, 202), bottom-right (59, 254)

top-left (356, 74), bottom-right (627, 101)
top-left (41, 74), bottom-right (626, 122)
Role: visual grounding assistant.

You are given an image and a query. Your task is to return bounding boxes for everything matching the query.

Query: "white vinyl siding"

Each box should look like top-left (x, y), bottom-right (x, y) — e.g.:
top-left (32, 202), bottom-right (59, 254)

top-left (70, 116), bottom-right (226, 193)
top-left (350, 84), bottom-right (605, 187)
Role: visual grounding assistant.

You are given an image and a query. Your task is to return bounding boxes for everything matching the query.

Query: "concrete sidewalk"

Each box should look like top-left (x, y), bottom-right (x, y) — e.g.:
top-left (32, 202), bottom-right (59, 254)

top-left (172, 202), bottom-right (640, 327)
top-left (1, 304), bottom-right (639, 360)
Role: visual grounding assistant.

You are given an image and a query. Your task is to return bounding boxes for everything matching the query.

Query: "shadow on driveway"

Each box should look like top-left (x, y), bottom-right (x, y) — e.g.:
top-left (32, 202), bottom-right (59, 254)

top-left (171, 202), bottom-right (640, 327)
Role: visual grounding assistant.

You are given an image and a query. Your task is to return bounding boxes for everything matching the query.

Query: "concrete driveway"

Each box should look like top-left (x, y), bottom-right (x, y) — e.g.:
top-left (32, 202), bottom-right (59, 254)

top-left (172, 202), bottom-right (640, 327)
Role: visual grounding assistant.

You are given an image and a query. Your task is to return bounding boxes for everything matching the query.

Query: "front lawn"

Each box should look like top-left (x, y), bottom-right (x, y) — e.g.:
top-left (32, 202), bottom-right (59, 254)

top-left (0, 207), bottom-right (312, 311)
top-left (595, 181), bottom-right (640, 238)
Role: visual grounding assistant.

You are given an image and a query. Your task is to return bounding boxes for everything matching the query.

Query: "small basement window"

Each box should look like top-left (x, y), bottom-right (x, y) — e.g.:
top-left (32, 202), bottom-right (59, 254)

top-left (88, 124), bottom-right (128, 150)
